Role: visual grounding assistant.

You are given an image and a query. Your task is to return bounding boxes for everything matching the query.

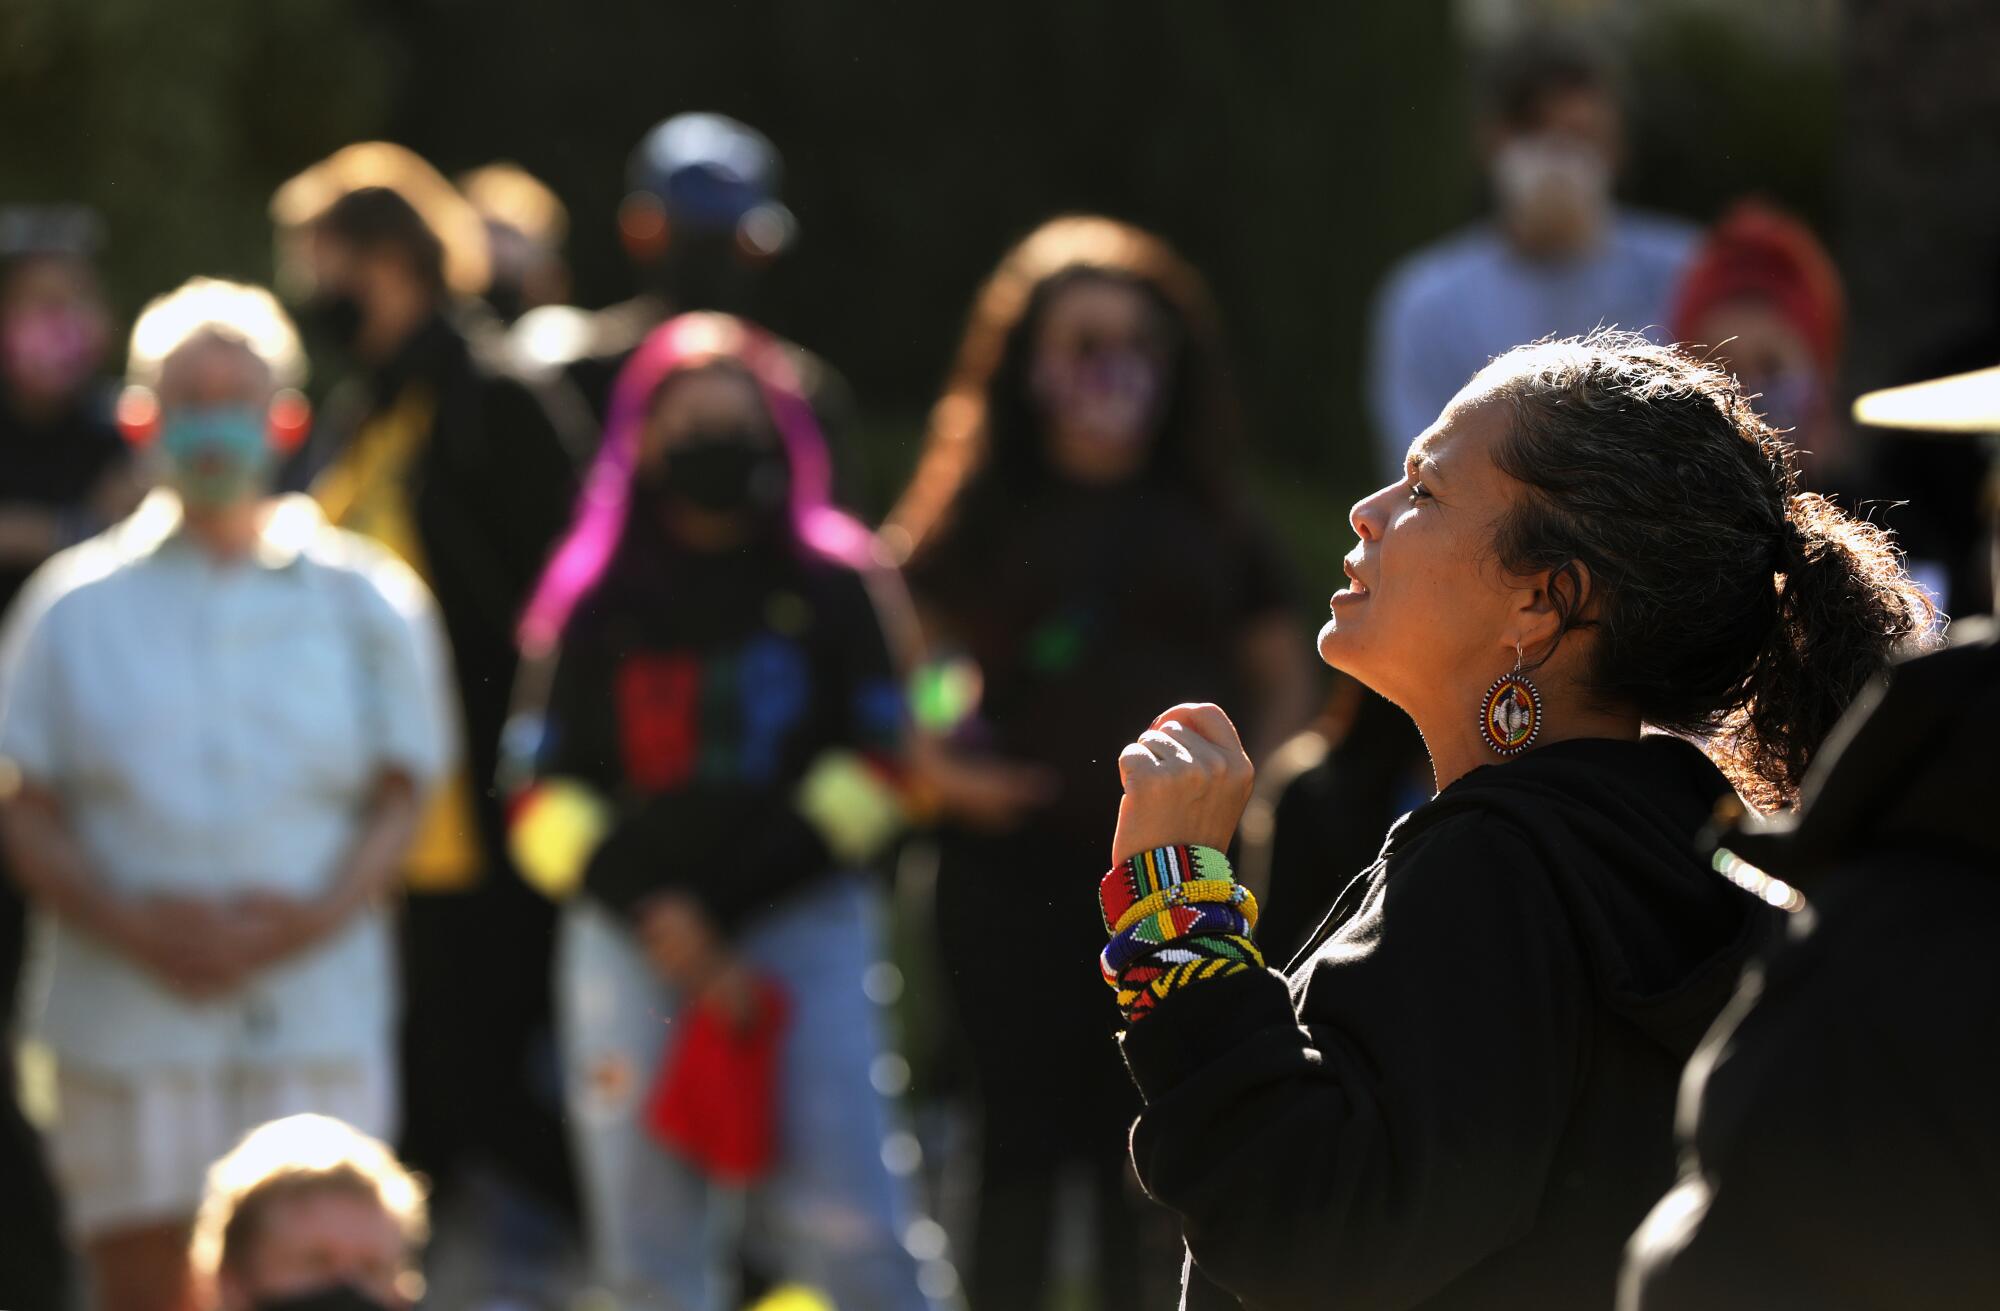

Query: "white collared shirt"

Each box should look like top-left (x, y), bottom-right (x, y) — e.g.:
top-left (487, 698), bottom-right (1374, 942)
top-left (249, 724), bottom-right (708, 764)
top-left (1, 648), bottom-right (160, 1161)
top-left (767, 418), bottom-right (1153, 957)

top-left (0, 490), bottom-right (455, 1072)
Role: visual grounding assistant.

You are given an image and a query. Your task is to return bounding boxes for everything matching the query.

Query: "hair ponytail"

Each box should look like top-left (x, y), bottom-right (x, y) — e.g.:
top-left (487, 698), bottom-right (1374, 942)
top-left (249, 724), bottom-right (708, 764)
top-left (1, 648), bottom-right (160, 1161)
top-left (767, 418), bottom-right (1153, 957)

top-left (1723, 492), bottom-right (1937, 808)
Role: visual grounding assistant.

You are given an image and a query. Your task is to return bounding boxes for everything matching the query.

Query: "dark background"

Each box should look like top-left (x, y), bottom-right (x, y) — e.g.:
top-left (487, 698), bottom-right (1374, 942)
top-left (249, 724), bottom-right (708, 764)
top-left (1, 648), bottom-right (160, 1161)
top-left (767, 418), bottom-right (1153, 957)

top-left (9, 0), bottom-right (1979, 599)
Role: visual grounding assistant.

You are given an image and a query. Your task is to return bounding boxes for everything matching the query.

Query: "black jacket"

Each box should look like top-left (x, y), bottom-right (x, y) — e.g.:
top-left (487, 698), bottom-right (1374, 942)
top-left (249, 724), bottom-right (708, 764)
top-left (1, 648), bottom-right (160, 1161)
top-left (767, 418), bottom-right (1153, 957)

top-left (1122, 736), bottom-right (1772, 1309)
top-left (1622, 629), bottom-right (2000, 1310)
top-left (292, 314), bottom-right (582, 873)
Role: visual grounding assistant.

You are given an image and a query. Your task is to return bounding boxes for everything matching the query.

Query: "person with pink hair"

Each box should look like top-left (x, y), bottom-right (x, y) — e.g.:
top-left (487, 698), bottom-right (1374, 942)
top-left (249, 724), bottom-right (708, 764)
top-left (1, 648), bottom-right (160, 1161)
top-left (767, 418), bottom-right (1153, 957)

top-left (505, 312), bottom-right (946, 1309)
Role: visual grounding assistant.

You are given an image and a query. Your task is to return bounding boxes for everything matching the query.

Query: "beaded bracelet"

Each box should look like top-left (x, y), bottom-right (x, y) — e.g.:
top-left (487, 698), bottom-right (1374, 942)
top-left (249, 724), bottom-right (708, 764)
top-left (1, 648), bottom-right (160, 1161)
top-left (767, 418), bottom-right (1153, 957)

top-left (1100, 904), bottom-right (1254, 984)
top-left (1099, 845), bottom-right (1234, 934)
top-left (1108, 878), bottom-right (1256, 940)
top-left (1120, 956), bottom-right (1250, 1014)
top-left (1103, 939), bottom-right (1222, 989)
top-left (1104, 927), bottom-right (1256, 987)
top-left (1123, 956), bottom-right (1257, 1022)
top-left (1144, 953), bottom-right (1258, 1004)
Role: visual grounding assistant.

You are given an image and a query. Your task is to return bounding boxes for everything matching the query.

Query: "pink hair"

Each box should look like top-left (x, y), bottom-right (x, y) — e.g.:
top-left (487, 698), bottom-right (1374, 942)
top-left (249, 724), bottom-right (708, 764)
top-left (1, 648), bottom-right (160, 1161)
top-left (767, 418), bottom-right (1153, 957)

top-left (518, 312), bottom-right (875, 655)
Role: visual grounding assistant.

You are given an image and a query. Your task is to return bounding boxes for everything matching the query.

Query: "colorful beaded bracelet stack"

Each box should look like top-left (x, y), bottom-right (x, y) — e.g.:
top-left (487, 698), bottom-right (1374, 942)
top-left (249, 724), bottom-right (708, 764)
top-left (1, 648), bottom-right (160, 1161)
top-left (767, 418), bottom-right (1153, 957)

top-left (1097, 845), bottom-right (1266, 1023)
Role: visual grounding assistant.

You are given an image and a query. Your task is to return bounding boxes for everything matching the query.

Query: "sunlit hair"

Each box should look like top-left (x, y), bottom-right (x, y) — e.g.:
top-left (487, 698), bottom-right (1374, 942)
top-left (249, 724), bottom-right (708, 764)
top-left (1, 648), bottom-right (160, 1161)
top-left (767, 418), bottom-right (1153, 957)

top-left (270, 141), bottom-right (491, 297)
top-left (127, 277), bottom-right (306, 392)
top-left (1470, 328), bottom-right (1936, 809)
top-left (517, 311), bottom-right (872, 656)
top-left (188, 1114), bottom-right (428, 1282)
top-left (883, 214), bottom-right (1241, 563)
top-left (458, 162), bottom-right (569, 247)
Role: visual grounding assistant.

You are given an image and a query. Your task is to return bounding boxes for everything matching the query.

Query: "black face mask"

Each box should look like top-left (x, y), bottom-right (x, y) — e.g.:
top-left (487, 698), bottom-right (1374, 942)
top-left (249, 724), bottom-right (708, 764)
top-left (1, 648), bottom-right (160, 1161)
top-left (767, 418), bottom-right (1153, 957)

top-left (252, 1282), bottom-right (393, 1311)
top-left (300, 289), bottom-right (367, 351)
top-left (639, 428), bottom-right (789, 518)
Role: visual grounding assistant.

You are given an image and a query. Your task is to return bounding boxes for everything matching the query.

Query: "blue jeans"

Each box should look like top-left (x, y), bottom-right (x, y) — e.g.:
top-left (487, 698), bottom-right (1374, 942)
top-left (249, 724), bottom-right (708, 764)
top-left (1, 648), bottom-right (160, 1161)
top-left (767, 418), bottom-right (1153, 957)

top-left (556, 875), bottom-right (941, 1311)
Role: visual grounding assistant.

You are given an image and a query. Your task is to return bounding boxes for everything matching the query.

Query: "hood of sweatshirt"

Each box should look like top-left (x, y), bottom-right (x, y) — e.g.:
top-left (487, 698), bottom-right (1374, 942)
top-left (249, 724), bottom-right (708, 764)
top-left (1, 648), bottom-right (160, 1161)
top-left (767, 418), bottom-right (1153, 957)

top-left (1723, 623), bottom-right (2000, 887)
top-left (1386, 735), bottom-right (1774, 1061)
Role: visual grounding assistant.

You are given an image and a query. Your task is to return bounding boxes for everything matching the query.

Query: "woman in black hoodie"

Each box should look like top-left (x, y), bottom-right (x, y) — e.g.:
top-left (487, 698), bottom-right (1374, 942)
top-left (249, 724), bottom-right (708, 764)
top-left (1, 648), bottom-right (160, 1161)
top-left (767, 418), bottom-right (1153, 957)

top-left (1095, 330), bottom-right (1936, 1308)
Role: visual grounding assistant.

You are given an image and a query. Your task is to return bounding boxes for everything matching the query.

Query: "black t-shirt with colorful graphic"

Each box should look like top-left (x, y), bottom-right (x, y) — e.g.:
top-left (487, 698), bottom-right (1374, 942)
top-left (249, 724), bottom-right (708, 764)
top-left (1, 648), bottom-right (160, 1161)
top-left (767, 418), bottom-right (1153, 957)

top-left (533, 537), bottom-right (902, 932)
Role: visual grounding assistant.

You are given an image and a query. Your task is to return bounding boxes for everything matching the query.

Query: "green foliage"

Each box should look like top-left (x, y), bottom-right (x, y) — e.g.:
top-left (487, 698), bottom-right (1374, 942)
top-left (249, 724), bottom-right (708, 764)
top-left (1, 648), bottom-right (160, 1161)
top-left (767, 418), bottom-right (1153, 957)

top-left (0, 0), bottom-right (394, 313)
top-left (1620, 7), bottom-right (1839, 229)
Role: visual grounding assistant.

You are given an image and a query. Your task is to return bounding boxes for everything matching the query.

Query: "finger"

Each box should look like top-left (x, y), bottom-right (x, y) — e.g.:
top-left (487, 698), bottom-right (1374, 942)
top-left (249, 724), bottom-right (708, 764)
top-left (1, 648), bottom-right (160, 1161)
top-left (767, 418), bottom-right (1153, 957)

top-left (1119, 738), bottom-right (1187, 790)
top-left (1117, 739), bottom-right (1162, 780)
top-left (1150, 702), bottom-right (1245, 753)
top-left (1136, 729), bottom-right (1196, 765)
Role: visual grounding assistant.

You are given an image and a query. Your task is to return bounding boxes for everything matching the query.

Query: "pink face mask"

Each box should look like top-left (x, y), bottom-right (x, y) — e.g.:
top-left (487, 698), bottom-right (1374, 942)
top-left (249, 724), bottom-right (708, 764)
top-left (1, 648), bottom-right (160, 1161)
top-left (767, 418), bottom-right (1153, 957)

top-left (2, 305), bottom-right (108, 403)
top-left (1032, 347), bottom-right (1165, 449)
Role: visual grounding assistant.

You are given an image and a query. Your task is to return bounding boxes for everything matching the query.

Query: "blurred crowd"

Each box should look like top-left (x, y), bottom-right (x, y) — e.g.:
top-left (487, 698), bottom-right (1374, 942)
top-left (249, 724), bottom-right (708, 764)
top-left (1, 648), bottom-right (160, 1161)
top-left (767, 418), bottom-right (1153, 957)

top-left (0, 27), bottom-right (1991, 1311)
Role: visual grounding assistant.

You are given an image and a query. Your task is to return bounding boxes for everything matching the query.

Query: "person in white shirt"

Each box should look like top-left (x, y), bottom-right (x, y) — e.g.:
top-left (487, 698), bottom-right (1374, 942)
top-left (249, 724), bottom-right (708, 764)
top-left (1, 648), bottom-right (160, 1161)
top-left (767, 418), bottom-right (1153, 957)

top-left (1368, 31), bottom-right (1697, 480)
top-left (0, 278), bottom-right (451, 1311)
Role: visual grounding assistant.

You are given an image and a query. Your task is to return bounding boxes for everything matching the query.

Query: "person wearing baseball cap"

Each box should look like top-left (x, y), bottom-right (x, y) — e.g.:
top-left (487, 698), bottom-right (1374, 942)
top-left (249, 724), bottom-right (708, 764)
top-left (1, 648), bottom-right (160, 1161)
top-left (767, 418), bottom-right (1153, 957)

top-left (512, 112), bottom-right (850, 464)
top-left (1624, 365), bottom-right (1998, 1310)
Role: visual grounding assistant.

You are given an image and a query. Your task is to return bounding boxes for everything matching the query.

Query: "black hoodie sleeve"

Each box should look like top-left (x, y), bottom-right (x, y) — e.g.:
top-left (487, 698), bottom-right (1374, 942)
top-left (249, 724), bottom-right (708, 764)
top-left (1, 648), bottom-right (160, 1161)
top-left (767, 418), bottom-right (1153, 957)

top-left (1121, 815), bottom-right (1590, 1309)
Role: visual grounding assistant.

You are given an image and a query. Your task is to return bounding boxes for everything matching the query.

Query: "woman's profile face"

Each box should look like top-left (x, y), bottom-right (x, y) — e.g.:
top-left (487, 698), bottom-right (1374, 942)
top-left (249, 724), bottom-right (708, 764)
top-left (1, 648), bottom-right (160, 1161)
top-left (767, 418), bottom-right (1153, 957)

top-left (1030, 275), bottom-right (1175, 484)
top-left (1320, 394), bottom-right (1526, 709)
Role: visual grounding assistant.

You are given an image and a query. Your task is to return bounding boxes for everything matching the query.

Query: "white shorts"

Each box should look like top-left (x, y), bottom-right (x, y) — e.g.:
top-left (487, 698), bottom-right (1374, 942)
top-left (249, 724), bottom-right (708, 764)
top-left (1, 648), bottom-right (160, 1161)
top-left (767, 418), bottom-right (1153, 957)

top-left (50, 1057), bottom-right (395, 1238)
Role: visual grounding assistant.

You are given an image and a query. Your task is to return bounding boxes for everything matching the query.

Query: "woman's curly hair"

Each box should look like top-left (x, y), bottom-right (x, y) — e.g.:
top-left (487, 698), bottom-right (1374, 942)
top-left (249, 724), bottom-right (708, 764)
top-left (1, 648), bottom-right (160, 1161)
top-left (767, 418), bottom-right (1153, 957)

top-left (1474, 329), bottom-right (1937, 810)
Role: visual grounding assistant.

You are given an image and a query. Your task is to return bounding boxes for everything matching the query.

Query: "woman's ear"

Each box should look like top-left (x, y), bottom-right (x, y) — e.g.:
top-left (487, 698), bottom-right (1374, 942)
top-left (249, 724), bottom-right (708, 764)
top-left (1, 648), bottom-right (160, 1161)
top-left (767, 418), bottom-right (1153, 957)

top-left (1509, 558), bottom-right (1591, 660)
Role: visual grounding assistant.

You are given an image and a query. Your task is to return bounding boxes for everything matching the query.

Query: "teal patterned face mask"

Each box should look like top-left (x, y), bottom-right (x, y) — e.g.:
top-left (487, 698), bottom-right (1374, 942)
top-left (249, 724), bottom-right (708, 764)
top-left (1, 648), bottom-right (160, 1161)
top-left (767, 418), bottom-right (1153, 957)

top-left (159, 406), bottom-right (273, 508)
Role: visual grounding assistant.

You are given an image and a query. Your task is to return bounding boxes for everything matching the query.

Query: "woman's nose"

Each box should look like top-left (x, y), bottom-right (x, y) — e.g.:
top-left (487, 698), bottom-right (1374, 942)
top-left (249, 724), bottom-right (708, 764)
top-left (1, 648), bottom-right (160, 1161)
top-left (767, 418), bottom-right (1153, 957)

top-left (1350, 485), bottom-right (1390, 542)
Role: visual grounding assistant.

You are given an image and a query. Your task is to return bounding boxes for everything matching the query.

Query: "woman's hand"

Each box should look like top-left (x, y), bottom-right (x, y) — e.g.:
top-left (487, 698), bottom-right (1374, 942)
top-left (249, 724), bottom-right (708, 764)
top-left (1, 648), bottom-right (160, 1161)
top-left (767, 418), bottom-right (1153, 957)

top-left (1112, 703), bottom-right (1255, 864)
top-left (635, 892), bottom-right (764, 1028)
top-left (637, 891), bottom-right (729, 991)
top-left (227, 890), bottom-right (344, 971)
top-left (910, 735), bottom-right (1061, 833)
top-left (101, 894), bottom-right (257, 1000)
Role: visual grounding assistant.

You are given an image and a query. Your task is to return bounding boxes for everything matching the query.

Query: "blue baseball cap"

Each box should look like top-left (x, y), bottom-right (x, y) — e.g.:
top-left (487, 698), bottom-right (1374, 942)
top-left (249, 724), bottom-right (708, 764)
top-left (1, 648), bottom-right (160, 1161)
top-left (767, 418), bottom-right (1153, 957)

top-left (627, 113), bottom-right (796, 251)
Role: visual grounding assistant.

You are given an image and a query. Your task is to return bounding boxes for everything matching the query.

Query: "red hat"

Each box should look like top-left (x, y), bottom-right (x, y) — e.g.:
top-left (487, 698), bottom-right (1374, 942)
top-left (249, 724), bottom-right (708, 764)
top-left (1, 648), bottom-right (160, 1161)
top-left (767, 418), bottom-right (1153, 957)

top-left (1672, 201), bottom-right (1845, 371)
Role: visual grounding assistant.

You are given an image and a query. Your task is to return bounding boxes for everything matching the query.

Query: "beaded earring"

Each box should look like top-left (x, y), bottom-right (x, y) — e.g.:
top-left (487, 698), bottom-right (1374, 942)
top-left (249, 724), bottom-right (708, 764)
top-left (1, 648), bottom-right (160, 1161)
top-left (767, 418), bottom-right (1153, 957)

top-left (1479, 641), bottom-right (1543, 757)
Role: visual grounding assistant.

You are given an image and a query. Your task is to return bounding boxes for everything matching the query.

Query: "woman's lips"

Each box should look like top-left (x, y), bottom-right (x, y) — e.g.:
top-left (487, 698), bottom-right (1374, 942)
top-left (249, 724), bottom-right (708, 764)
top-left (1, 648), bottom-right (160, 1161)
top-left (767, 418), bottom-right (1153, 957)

top-left (1332, 564), bottom-right (1369, 606)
